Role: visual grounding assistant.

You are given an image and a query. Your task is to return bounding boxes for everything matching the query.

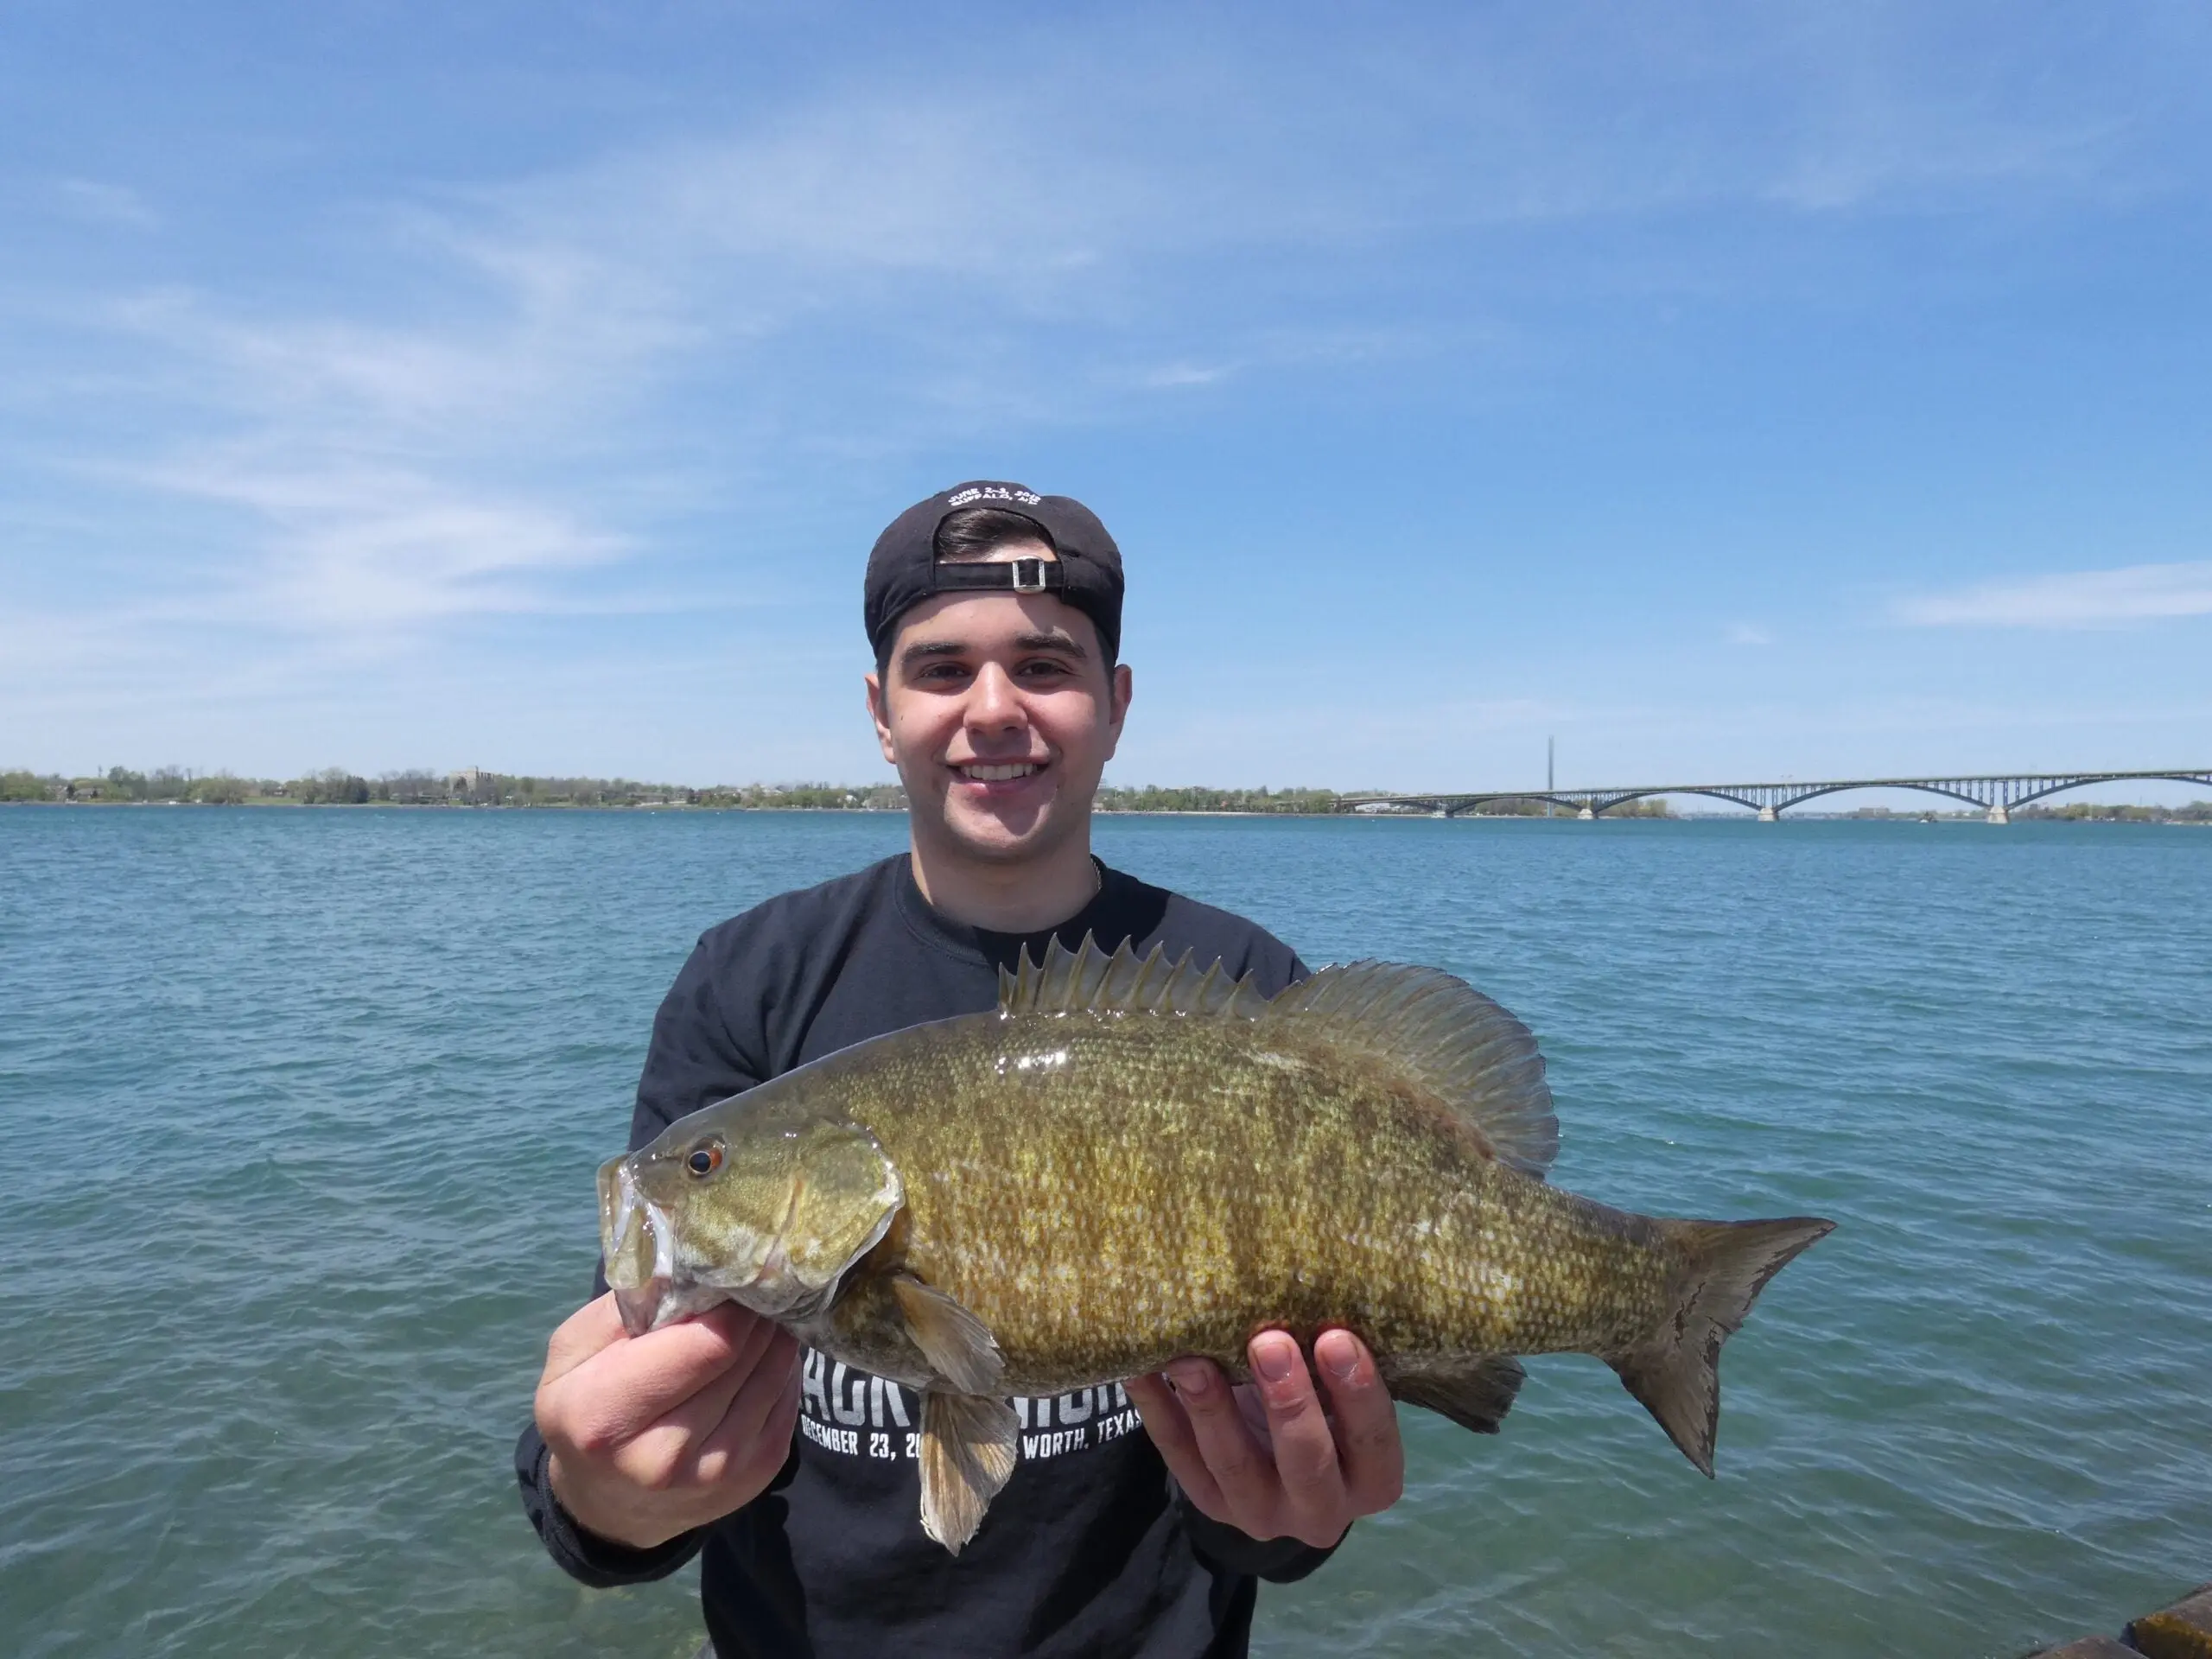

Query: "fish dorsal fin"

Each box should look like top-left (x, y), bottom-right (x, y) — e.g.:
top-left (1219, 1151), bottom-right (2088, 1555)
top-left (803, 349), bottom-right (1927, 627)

top-left (997, 939), bottom-right (1554, 1177)
top-left (1266, 963), bottom-right (1557, 1177)
top-left (996, 933), bottom-right (1269, 1018)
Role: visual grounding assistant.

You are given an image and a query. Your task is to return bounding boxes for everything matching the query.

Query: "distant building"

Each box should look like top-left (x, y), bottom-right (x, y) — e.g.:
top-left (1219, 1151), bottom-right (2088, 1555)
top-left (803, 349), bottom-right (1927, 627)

top-left (446, 767), bottom-right (484, 793)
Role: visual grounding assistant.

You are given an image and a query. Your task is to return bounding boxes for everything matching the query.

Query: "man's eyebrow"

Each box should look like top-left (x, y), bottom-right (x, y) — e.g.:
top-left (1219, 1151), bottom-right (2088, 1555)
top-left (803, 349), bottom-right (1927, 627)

top-left (898, 639), bottom-right (968, 666)
top-left (1013, 630), bottom-right (1087, 658)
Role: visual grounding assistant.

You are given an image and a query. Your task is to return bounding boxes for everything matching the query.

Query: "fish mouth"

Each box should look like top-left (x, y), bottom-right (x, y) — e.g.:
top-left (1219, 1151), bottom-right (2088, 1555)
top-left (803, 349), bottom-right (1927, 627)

top-left (598, 1155), bottom-right (677, 1338)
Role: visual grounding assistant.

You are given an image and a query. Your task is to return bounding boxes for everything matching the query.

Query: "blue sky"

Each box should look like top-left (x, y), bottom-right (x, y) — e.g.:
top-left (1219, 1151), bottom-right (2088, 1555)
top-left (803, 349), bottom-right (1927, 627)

top-left (4, 1), bottom-right (2209, 797)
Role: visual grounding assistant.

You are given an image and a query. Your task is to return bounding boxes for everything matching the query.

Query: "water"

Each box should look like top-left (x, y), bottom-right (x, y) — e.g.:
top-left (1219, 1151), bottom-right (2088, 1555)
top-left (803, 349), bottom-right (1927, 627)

top-left (2, 808), bottom-right (2206, 1657)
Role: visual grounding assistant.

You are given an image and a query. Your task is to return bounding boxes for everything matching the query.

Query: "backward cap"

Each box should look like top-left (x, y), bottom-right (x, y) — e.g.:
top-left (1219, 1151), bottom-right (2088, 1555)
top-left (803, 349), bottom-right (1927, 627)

top-left (864, 480), bottom-right (1125, 661)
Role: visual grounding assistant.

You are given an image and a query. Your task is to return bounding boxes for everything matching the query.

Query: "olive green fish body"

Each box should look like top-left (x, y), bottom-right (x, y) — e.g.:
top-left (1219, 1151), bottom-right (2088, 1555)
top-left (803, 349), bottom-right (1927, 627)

top-left (797, 1012), bottom-right (1672, 1395)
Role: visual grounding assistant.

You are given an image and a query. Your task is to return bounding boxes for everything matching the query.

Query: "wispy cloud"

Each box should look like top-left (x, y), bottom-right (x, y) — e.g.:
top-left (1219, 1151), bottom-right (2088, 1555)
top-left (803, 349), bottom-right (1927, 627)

top-left (1895, 562), bottom-right (2212, 628)
top-left (50, 177), bottom-right (159, 231)
top-left (1726, 622), bottom-right (1774, 646)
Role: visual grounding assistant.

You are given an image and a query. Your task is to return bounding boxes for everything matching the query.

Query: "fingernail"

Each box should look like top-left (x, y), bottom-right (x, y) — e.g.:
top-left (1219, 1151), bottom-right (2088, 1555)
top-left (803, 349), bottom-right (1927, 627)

top-left (1166, 1360), bottom-right (1211, 1397)
top-left (1252, 1337), bottom-right (1296, 1383)
top-left (1321, 1333), bottom-right (1360, 1382)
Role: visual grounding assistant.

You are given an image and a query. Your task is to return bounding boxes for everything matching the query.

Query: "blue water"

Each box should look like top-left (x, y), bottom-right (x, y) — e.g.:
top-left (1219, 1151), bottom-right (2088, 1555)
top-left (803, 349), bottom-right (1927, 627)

top-left (2, 808), bottom-right (2207, 1657)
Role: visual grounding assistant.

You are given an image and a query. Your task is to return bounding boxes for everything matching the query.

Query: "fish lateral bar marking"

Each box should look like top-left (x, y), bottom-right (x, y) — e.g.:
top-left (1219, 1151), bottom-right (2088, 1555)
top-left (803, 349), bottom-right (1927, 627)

top-left (997, 934), bottom-right (1558, 1176)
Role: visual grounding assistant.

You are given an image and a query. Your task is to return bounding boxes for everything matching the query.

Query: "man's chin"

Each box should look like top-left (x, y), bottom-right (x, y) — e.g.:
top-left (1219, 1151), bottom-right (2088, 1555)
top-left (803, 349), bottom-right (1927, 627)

top-left (938, 795), bottom-right (1066, 862)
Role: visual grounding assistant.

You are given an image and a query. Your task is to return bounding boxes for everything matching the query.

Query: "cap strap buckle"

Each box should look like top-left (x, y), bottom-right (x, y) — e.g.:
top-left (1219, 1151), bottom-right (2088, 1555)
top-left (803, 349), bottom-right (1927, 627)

top-left (1010, 556), bottom-right (1048, 594)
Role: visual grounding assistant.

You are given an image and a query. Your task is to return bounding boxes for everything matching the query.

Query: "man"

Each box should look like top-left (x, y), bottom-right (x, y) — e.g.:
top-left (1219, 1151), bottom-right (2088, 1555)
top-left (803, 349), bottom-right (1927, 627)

top-left (516, 481), bottom-right (1406, 1656)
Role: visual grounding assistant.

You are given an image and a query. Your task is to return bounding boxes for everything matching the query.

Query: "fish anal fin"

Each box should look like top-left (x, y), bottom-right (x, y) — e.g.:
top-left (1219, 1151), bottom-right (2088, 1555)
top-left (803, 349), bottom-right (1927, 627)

top-left (890, 1274), bottom-right (1005, 1395)
top-left (1266, 963), bottom-right (1560, 1178)
top-left (1611, 1215), bottom-right (1835, 1477)
top-left (918, 1390), bottom-right (1019, 1553)
top-left (1386, 1354), bottom-right (1527, 1434)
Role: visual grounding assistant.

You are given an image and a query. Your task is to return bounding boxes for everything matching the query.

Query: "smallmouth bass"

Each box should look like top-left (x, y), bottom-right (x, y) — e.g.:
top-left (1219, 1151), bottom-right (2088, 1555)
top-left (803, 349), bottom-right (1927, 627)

top-left (599, 937), bottom-right (1833, 1550)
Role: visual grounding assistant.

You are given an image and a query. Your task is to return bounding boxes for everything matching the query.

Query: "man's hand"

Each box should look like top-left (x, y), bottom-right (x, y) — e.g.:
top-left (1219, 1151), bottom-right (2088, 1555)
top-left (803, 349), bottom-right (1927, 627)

top-left (536, 1293), bottom-right (802, 1551)
top-left (1126, 1328), bottom-right (1404, 1550)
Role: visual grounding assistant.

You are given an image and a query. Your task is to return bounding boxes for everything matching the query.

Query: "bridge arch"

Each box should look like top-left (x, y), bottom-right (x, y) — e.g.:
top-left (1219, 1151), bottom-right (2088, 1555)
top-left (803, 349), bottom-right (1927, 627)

top-left (1440, 793), bottom-right (1586, 817)
top-left (2008, 773), bottom-right (2212, 810)
top-left (1770, 780), bottom-right (1992, 814)
top-left (1589, 787), bottom-right (1763, 817)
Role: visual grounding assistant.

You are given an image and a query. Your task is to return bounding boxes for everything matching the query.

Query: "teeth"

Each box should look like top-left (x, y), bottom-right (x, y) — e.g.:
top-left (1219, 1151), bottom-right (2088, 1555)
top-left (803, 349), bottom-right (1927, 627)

top-left (963, 764), bottom-right (1038, 781)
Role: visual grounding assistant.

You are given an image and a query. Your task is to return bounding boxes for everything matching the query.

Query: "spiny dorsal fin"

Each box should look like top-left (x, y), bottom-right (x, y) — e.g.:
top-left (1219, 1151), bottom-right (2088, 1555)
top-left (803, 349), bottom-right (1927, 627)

top-left (997, 938), bottom-right (1556, 1176)
top-left (1268, 962), bottom-right (1558, 1176)
top-left (996, 933), bottom-right (1268, 1018)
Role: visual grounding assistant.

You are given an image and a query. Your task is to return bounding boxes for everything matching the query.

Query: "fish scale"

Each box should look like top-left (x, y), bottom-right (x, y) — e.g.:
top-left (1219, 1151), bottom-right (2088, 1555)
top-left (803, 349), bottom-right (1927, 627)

top-left (855, 1015), bottom-right (1669, 1385)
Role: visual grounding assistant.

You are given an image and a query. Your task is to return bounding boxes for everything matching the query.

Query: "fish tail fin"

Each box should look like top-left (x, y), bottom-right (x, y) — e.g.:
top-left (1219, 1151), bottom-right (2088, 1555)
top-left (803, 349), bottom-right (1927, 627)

top-left (1610, 1215), bottom-right (1834, 1477)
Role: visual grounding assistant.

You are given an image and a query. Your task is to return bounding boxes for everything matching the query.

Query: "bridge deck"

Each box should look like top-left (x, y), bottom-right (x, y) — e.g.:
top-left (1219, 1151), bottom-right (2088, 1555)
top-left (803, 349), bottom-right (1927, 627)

top-left (1336, 770), bottom-right (2212, 821)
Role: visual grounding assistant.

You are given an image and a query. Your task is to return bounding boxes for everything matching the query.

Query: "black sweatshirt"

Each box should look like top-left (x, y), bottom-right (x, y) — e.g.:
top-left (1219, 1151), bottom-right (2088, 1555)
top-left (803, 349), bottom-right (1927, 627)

top-left (515, 854), bottom-right (1341, 1658)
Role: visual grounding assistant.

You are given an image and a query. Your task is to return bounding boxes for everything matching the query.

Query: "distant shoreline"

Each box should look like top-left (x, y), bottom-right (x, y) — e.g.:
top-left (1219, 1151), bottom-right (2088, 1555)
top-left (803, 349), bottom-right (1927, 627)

top-left (6, 798), bottom-right (2206, 825)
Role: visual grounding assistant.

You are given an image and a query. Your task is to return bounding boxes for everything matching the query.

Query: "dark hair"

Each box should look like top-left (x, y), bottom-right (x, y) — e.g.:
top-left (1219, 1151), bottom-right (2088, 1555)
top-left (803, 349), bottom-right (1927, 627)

top-left (874, 507), bottom-right (1114, 675)
top-left (933, 506), bottom-right (1056, 563)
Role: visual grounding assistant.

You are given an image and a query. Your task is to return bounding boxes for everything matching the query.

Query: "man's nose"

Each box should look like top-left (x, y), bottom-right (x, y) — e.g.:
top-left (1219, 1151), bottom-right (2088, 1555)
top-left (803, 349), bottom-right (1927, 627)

top-left (965, 662), bottom-right (1027, 732)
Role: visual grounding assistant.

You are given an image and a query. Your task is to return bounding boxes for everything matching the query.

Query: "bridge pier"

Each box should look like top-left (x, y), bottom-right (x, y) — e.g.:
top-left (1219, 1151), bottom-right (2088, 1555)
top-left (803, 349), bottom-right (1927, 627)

top-left (1757, 805), bottom-right (1777, 823)
top-left (1986, 804), bottom-right (2010, 825)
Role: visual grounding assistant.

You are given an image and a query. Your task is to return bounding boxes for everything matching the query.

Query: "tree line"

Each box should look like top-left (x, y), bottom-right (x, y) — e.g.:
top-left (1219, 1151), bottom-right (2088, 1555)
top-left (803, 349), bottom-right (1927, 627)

top-left (0, 772), bottom-right (1562, 815)
top-left (40, 768), bottom-right (2205, 817)
top-left (0, 767), bottom-right (915, 810)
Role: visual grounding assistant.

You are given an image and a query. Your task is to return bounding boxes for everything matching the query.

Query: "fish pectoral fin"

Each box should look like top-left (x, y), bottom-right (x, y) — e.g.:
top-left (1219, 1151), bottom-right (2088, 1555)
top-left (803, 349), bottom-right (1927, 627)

top-left (918, 1390), bottom-right (1018, 1554)
top-left (890, 1274), bottom-right (1005, 1395)
top-left (1387, 1354), bottom-right (1527, 1435)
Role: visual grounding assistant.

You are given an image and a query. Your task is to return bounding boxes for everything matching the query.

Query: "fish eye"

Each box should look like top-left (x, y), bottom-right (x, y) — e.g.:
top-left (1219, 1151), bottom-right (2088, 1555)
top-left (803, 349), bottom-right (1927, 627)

top-left (686, 1140), bottom-right (724, 1177)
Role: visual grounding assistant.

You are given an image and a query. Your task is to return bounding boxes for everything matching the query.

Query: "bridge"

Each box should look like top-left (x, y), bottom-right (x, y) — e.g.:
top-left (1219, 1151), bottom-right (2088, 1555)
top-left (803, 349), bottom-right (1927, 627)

top-left (1335, 769), bottom-right (2212, 824)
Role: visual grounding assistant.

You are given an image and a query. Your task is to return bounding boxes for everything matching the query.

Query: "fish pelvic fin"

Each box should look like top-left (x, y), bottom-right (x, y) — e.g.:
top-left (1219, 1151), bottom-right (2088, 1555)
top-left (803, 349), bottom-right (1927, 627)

top-left (890, 1274), bottom-right (1005, 1395)
top-left (1611, 1215), bottom-right (1835, 1477)
top-left (997, 941), bottom-right (1557, 1179)
top-left (1385, 1354), bottom-right (1526, 1435)
top-left (918, 1390), bottom-right (1018, 1553)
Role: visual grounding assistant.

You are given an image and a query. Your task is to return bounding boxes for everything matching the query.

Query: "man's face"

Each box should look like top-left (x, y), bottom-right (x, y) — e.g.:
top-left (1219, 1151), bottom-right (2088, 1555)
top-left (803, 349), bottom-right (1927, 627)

top-left (866, 543), bottom-right (1132, 867)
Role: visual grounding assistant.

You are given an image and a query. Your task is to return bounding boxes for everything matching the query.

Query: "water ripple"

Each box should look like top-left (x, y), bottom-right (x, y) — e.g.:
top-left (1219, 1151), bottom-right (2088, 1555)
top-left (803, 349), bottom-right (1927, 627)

top-left (2, 810), bottom-right (2205, 1656)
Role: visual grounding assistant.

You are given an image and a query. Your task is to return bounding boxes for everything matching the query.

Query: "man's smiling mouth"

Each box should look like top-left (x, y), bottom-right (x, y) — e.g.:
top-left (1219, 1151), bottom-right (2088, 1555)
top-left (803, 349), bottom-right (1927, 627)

top-left (957, 762), bottom-right (1042, 782)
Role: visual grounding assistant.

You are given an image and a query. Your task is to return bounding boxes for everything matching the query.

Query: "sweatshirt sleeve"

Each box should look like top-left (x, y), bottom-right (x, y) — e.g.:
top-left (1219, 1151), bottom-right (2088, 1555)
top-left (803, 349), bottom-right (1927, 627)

top-left (514, 931), bottom-right (774, 1586)
top-left (1179, 1495), bottom-right (1344, 1583)
top-left (514, 1423), bottom-right (705, 1586)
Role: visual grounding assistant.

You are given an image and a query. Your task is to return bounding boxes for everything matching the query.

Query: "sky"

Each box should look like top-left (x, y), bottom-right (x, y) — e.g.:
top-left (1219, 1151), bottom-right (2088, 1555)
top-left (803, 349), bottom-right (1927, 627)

top-left (3, 0), bottom-right (2210, 798)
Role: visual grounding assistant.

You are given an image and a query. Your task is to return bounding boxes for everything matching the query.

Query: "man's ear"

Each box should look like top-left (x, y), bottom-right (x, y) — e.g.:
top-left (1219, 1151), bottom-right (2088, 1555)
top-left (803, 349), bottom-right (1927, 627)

top-left (864, 672), bottom-right (899, 765)
top-left (1103, 663), bottom-right (1133, 760)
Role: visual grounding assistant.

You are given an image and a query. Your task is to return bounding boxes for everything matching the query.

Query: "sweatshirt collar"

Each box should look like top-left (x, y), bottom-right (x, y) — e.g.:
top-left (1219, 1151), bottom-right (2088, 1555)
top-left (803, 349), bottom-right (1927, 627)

top-left (891, 853), bottom-right (1128, 971)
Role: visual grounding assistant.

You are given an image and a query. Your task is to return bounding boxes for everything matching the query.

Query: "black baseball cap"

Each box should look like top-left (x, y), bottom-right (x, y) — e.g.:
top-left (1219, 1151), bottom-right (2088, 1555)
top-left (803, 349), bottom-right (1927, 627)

top-left (863, 480), bottom-right (1125, 663)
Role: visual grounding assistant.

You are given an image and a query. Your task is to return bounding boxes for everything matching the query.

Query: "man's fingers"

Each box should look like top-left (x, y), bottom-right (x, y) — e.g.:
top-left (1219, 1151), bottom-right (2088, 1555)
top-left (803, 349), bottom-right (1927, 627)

top-left (1166, 1357), bottom-right (1274, 1517)
top-left (543, 1303), bottom-right (765, 1451)
top-left (610, 1313), bottom-right (779, 1475)
top-left (698, 1331), bottom-right (803, 1488)
top-left (1128, 1371), bottom-right (1226, 1516)
top-left (1247, 1332), bottom-right (1347, 1537)
top-left (541, 1292), bottom-right (630, 1383)
top-left (1312, 1329), bottom-right (1405, 1511)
